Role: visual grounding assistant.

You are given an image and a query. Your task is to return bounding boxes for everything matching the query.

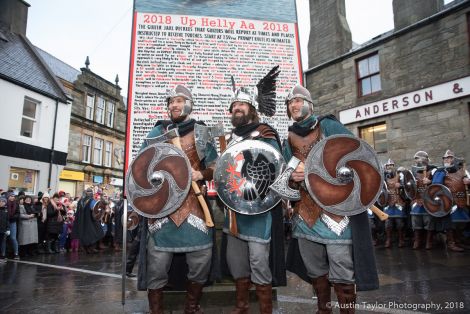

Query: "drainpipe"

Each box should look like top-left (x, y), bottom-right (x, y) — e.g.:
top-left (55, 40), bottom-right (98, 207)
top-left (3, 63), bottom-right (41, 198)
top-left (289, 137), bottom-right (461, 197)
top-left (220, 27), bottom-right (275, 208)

top-left (48, 99), bottom-right (59, 189)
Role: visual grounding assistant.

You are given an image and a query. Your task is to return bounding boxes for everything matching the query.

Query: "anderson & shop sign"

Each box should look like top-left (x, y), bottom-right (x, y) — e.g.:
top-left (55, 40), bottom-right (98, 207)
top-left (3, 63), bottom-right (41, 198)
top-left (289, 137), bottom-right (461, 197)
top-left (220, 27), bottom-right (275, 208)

top-left (339, 76), bottom-right (470, 124)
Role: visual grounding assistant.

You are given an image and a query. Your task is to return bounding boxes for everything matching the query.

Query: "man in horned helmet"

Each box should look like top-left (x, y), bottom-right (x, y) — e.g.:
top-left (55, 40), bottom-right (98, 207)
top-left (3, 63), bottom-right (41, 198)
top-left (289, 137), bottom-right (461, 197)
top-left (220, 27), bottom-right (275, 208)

top-left (283, 85), bottom-right (378, 313)
top-left (431, 149), bottom-right (469, 252)
top-left (220, 66), bottom-right (286, 314)
top-left (137, 85), bottom-right (219, 313)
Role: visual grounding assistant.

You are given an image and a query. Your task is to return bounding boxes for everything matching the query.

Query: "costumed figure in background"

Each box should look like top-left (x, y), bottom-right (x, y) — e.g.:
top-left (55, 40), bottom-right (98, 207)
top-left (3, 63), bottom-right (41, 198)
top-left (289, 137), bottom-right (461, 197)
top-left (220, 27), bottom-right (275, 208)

top-left (216, 66), bottom-right (286, 314)
top-left (410, 151), bottom-right (435, 249)
top-left (71, 188), bottom-right (104, 254)
top-left (128, 85), bottom-right (219, 314)
top-left (283, 85), bottom-right (379, 314)
top-left (431, 150), bottom-right (469, 252)
top-left (383, 159), bottom-right (407, 248)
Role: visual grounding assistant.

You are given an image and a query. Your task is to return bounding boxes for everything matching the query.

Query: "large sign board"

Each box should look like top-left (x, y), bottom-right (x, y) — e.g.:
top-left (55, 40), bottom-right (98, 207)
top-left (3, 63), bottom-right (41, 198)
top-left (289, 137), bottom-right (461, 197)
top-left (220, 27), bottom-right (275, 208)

top-left (125, 0), bottom-right (302, 170)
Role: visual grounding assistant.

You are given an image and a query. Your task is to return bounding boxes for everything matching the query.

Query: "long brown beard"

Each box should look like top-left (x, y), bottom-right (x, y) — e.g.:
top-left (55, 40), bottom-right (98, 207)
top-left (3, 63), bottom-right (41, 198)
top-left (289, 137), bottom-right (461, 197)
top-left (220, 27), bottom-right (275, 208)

top-left (231, 107), bottom-right (259, 127)
top-left (169, 110), bottom-right (186, 123)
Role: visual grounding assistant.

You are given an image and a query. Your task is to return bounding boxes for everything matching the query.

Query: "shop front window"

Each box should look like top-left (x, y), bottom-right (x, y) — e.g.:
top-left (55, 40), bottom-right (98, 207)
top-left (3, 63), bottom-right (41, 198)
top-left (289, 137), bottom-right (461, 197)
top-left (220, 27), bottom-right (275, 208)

top-left (8, 167), bottom-right (37, 194)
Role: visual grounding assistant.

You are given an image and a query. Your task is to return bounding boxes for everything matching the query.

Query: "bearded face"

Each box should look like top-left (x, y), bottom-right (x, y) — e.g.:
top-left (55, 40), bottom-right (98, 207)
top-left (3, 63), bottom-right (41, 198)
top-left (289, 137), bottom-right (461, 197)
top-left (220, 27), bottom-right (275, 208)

top-left (168, 96), bottom-right (187, 123)
top-left (231, 101), bottom-right (258, 127)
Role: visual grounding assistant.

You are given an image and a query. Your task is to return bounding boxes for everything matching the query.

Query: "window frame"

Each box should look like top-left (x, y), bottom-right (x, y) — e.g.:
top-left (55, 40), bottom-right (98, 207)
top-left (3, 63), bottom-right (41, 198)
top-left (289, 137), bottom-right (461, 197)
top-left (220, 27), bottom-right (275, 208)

top-left (356, 52), bottom-right (381, 97)
top-left (86, 94), bottom-right (95, 120)
top-left (93, 138), bottom-right (104, 166)
top-left (95, 97), bottom-right (105, 124)
top-left (105, 101), bottom-right (115, 127)
top-left (358, 122), bottom-right (388, 154)
top-left (20, 97), bottom-right (40, 139)
top-left (82, 134), bottom-right (92, 163)
top-left (104, 141), bottom-right (113, 167)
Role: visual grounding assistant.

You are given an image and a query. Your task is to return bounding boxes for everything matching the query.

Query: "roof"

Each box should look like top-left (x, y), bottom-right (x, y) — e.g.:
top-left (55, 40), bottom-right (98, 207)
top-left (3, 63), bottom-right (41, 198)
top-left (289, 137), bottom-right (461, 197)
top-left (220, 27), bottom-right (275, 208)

top-left (35, 46), bottom-right (80, 83)
top-left (0, 22), bottom-right (69, 103)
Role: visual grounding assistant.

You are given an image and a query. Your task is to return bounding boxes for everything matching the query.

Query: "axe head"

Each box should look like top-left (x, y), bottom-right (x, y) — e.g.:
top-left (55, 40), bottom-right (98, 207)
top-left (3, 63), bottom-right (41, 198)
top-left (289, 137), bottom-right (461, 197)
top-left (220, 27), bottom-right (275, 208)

top-left (269, 156), bottom-right (301, 201)
top-left (144, 128), bottom-right (179, 146)
top-left (194, 123), bottom-right (224, 160)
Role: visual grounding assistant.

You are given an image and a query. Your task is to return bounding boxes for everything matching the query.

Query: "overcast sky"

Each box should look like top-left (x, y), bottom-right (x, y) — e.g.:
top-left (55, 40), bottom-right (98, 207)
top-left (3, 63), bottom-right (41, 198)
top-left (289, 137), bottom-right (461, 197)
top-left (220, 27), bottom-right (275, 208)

top-left (26, 0), bottom-right (397, 96)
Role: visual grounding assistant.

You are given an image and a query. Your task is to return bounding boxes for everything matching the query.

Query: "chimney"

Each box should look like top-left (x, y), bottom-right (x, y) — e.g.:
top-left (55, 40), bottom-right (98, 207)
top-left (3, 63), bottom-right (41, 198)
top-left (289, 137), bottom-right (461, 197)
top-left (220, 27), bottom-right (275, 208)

top-left (308, 0), bottom-right (352, 68)
top-left (392, 0), bottom-right (443, 30)
top-left (0, 0), bottom-right (30, 36)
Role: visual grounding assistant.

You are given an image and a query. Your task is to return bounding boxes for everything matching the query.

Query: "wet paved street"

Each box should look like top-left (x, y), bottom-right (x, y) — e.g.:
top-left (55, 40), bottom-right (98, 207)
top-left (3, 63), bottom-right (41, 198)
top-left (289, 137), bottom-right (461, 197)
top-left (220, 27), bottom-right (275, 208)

top-left (1, 239), bottom-right (470, 313)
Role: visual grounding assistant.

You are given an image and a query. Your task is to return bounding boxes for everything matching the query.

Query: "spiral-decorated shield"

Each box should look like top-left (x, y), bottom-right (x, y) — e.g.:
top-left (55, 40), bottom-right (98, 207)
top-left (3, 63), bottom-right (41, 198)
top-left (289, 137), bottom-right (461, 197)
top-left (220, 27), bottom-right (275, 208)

top-left (402, 169), bottom-right (417, 200)
top-left (90, 199), bottom-right (106, 221)
top-left (123, 210), bottom-right (140, 231)
top-left (214, 140), bottom-right (285, 215)
top-left (304, 134), bottom-right (383, 216)
top-left (125, 142), bottom-right (191, 218)
top-left (423, 184), bottom-right (453, 217)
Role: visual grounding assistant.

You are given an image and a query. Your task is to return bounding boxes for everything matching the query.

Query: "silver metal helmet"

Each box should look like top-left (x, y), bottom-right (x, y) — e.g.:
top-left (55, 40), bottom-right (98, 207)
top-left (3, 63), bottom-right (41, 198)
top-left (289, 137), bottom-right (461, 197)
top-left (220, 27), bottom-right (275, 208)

top-left (384, 158), bottom-right (395, 166)
top-left (414, 151), bottom-right (429, 164)
top-left (229, 87), bottom-right (255, 113)
top-left (285, 85), bottom-right (314, 119)
top-left (166, 85), bottom-right (193, 117)
top-left (442, 149), bottom-right (454, 159)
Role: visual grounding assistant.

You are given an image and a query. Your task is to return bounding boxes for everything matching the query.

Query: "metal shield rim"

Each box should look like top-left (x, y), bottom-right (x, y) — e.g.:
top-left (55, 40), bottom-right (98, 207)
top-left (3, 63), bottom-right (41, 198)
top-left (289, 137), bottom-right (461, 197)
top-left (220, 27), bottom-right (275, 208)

top-left (214, 140), bottom-right (284, 215)
top-left (402, 169), bottom-right (417, 200)
top-left (423, 183), bottom-right (453, 217)
top-left (304, 134), bottom-right (384, 216)
top-left (125, 142), bottom-right (192, 218)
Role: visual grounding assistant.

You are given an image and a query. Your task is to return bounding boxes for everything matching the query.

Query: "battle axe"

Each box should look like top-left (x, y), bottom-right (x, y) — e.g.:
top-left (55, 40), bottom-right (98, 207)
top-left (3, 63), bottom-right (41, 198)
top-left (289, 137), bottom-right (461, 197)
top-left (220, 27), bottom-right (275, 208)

top-left (194, 123), bottom-right (225, 160)
top-left (269, 156), bottom-right (302, 201)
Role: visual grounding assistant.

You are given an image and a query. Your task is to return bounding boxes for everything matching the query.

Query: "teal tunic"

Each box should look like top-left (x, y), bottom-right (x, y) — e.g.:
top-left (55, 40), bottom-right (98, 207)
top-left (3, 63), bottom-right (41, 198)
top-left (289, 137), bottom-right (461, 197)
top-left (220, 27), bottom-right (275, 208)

top-left (222, 137), bottom-right (280, 243)
top-left (283, 115), bottom-right (354, 245)
top-left (141, 119), bottom-right (218, 252)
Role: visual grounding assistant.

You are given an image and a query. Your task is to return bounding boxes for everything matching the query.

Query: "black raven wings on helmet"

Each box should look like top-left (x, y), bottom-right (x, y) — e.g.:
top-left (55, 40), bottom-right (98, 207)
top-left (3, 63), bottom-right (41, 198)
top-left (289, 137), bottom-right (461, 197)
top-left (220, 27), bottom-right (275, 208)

top-left (256, 65), bottom-right (280, 117)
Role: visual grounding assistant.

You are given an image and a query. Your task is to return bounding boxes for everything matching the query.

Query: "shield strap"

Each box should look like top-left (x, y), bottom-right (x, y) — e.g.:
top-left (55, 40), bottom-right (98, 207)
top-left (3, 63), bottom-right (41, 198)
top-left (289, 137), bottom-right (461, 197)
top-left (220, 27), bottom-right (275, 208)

top-left (169, 130), bottom-right (206, 226)
top-left (444, 170), bottom-right (467, 208)
top-left (287, 127), bottom-right (324, 228)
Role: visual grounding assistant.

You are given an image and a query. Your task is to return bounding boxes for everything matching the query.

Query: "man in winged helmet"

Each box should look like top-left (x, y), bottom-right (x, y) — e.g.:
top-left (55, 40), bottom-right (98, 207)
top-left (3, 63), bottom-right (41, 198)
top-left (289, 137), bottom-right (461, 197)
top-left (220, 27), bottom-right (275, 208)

top-left (283, 85), bottom-right (378, 313)
top-left (136, 85), bottom-right (218, 313)
top-left (220, 66), bottom-right (286, 314)
top-left (431, 149), bottom-right (469, 252)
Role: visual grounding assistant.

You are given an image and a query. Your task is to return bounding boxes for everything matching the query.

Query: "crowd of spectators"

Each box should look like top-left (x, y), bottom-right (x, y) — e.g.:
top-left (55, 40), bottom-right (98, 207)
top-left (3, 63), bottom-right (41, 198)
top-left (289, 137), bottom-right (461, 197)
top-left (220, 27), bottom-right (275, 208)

top-left (0, 187), bottom-right (123, 261)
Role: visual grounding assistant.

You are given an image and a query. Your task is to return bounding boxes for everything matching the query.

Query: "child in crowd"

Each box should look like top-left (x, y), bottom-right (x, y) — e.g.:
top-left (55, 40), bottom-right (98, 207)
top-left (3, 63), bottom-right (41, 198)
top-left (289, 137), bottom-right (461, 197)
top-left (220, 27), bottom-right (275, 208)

top-left (66, 209), bottom-right (79, 252)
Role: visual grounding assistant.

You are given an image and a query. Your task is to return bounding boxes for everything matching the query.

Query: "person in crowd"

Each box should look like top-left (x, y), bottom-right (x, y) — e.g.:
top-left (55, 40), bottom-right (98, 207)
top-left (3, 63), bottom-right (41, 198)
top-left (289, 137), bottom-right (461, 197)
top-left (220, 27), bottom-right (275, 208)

top-left (283, 85), bottom-right (378, 313)
top-left (126, 219), bottom-right (141, 278)
top-left (220, 75), bottom-right (286, 314)
top-left (18, 195), bottom-right (38, 257)
top-left (432, 150), bottom-right (469, 252)
top-left (6, 192), bottom-right (20, 259)
top-left (410, 151), bottom-right (436, 250)
top-left (34, 192), bottom-right (48, 254)
top-left (45, 193), bottom-right (65, 254)
top-left (72, 188), bottom-right (105, 254)
top-left (383, 159), bottom-right (407, 248)
top-left (0, 196), bottom-right (10, 261)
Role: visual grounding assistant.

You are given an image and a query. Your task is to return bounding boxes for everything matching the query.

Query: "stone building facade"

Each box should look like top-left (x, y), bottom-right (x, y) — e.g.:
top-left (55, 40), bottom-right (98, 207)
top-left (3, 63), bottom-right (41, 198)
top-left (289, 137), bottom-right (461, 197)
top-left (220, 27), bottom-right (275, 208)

top-left (305, 0), bottom-right (470, 168)
top-left (38, 51), bottom-right (127, 198)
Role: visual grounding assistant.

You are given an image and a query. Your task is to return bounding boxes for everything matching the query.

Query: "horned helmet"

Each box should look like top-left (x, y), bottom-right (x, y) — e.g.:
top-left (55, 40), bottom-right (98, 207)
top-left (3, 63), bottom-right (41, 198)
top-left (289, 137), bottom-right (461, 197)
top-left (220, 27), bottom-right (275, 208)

top-left (285, 84), bottom-right (314, 120)
top-left (166, 85), bottom-right (193, 120)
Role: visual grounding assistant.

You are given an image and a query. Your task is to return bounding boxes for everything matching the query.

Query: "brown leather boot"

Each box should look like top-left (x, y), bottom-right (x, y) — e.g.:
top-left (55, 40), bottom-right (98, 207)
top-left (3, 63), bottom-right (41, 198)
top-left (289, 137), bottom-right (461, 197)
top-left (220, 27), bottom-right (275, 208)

top-left (447, 230), bottom-right (464, 252)
top-left (231, 277), bottom-right (251, 314)
top-left (148, 288), bottom-right (164, 314)
top-left (312, 275), bottom-right (332, 314)
top-left (425, 230), bottom-right (433, 250)
top-left (385, 227), bottom-right (392, 248)
top-left (412, 230), bottom-right (421, 250)
top-left (255, 284), bottom-right (272, 314)
top-left (184, 281), bottom-right (204, 314)
top-left (333, 283), bottom-right (356, 314)
top-left (396, 228), bottom-right (404, 248)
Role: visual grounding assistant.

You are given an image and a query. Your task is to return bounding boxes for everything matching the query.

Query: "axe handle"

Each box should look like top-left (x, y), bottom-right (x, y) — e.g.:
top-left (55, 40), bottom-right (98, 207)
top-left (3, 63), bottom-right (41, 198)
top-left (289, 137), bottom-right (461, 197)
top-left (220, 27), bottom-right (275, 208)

top-left (171, 137), bottom-right (215, 227)
top-left (219, 136), bottom-right (227, 152)
top-left (370, 205), bottom-right (388, 221)
top-left (229, 209), bottom-right (238, 236)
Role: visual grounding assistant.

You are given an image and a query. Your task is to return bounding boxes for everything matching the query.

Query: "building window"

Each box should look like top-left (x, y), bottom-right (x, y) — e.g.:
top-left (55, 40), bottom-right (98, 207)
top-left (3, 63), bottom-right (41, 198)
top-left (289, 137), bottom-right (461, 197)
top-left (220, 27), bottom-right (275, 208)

top-left (86, 94), bottom-right (95, 120)
top-left (357, 53), bottom-right (381, 96)
top-left (20, 97), bottom-right (39, 138)
top-left (95, 97), bottom-right (105, 124)
top-left (359, 123), bottom-right (387, 153)
top-left (94, 138), bottom-right (104, 165)
top-left (82, 134), bottom-right (92, 163)
top-left (8, 167), bottom-right (37, 194)
top-left (106, 101), bottom-right (115, 127)
top-left (105, 141), bottom-right (113, 167)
